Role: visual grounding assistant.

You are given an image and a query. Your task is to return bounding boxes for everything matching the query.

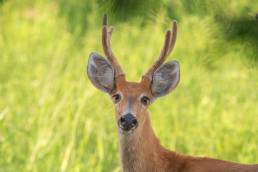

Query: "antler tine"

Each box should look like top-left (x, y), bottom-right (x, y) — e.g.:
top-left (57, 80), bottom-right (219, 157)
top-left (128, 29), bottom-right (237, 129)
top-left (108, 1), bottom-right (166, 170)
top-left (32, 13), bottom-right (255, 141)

top-left (102, 14), bottom-right (124, 77)
top-left (167, 20), bottom-right (177, 56)
top-left (143, 21), bottom-right (178, 80)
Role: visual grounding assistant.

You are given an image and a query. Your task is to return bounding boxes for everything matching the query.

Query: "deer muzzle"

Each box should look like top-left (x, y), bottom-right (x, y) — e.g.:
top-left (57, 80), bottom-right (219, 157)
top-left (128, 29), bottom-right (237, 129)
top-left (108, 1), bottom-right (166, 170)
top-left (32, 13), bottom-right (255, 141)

top-left (118, 113), bottom-right (138, 132)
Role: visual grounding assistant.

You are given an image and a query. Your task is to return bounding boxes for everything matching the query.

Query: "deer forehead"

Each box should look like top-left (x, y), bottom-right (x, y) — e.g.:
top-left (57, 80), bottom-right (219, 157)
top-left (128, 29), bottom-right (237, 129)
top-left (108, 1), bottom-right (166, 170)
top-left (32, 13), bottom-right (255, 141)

top-left (116, 80), bottom-right (151, 97)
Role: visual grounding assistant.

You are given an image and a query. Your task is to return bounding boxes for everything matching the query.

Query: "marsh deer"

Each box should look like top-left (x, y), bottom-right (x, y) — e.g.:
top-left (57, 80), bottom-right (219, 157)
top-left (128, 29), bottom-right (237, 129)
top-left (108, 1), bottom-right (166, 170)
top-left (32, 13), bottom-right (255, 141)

top-left (87, 14), bottom-right (258, 172)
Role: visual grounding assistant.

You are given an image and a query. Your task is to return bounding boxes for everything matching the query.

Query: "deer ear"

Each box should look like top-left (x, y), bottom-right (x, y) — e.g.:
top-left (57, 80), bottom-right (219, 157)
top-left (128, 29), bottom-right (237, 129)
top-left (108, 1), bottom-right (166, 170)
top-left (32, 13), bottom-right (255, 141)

top-left (151, 61), bottom-right (180, 98)
top-left (87, 52), bottom-right (115, 93)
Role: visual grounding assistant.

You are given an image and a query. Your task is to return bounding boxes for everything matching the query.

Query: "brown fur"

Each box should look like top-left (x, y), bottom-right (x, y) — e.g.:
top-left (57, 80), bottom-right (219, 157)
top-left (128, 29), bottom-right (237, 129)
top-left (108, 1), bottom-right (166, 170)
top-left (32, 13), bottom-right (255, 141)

top-left (111, 76), bottom-right (258, 172)
top-left (88, 14), bottom-right (258, 172)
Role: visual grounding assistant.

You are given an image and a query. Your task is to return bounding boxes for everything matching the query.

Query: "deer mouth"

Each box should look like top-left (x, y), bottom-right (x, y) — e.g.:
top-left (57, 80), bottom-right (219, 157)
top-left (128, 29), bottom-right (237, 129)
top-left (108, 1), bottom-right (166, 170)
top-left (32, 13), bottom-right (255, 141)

top-left (118, 123), bottom-right (138, 134)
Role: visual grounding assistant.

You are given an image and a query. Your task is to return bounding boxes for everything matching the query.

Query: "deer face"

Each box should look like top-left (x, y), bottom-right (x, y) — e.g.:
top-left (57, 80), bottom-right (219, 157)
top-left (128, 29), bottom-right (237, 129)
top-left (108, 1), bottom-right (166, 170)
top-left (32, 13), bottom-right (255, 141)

top-left (111, 79), bottom-right (152, 133)
top-left (87, 15), bottom-right (180, 134)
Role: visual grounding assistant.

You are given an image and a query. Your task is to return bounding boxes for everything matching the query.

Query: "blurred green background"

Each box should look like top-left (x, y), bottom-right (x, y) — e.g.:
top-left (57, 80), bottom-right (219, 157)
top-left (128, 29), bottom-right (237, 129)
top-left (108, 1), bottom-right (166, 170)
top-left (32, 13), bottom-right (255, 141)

top-left (0, 0), bottom-right (258, 171)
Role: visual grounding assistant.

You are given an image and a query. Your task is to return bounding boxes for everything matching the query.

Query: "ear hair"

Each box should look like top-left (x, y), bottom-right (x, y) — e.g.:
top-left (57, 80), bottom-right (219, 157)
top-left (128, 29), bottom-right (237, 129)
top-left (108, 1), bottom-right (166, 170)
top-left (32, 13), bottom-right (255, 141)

top-left (87, 52), bottom-right (115, 93)
top-left (151, 60), bottom-right (180, 98)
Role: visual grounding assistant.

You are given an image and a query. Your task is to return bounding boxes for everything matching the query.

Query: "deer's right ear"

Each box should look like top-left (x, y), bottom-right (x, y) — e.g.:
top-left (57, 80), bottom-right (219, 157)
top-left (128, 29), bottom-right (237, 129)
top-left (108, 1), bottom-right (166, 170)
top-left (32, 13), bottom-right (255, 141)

top-left (87, 52), bottom-right (115, 93)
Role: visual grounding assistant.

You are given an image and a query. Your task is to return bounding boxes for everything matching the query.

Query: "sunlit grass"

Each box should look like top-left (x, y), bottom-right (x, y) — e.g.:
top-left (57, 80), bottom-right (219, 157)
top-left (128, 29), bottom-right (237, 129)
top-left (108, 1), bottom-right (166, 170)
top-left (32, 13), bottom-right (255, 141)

top-left (0, 0), bottom-right (257, 171)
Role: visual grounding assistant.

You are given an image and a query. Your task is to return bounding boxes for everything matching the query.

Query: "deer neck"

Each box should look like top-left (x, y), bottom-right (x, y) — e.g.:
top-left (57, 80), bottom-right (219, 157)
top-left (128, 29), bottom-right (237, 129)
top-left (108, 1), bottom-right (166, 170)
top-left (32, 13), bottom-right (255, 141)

top-left (118, 112), bottom-right (178, 172)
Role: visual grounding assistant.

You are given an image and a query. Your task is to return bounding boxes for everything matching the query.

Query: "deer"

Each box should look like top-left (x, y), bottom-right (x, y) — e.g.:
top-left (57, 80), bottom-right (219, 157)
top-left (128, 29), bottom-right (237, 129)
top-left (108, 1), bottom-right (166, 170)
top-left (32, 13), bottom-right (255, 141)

top-left (87, 14), bottom-right (258, 172)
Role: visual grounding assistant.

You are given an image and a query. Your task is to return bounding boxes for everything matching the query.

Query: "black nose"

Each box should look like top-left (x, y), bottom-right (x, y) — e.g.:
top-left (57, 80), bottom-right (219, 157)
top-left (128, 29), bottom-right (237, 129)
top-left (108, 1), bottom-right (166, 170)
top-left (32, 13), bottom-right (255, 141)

top-left (119, 113), bottom-right (138, 131)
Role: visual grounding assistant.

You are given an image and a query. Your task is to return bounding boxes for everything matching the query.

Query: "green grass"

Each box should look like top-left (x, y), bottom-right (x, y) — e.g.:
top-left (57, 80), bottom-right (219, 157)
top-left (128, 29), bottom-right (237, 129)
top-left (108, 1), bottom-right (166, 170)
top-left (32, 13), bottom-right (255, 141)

top-left (0, 0), bottom-right (258, 171)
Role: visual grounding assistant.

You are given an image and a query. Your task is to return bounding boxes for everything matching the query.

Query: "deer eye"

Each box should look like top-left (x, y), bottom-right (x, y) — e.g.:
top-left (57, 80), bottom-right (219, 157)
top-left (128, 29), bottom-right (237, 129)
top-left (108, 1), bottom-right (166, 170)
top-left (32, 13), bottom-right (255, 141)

top-left (112, 93), bottom-right (121, 104)
top-left (141, 96), bottom-right (150, 106)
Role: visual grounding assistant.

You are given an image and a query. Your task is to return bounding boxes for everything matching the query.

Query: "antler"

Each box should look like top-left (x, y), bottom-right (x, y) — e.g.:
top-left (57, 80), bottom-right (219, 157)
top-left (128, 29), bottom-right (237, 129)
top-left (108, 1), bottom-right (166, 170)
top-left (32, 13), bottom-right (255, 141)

top-left (102, 14), bottom-right (124, 77)
top-left (143, 21), bottom-right (177, 80)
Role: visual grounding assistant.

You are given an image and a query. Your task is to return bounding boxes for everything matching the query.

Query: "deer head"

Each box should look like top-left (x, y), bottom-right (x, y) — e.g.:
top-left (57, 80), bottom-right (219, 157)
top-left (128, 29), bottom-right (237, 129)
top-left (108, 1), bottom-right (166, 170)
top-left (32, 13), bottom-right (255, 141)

top-left (87, 14), bottom-right (179, 135)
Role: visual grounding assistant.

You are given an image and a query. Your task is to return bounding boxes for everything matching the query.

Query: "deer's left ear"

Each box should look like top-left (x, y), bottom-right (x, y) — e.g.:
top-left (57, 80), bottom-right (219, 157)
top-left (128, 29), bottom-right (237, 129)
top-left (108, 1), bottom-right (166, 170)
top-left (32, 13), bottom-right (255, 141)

top-left (151, 61), bottom-right (180, 98)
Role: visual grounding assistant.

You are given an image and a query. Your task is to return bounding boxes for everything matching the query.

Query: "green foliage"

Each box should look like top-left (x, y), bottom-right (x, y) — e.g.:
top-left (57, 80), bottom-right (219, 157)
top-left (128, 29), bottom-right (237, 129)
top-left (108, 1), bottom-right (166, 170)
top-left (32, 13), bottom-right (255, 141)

top-left (0, 0), bottom-right (258, 171)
